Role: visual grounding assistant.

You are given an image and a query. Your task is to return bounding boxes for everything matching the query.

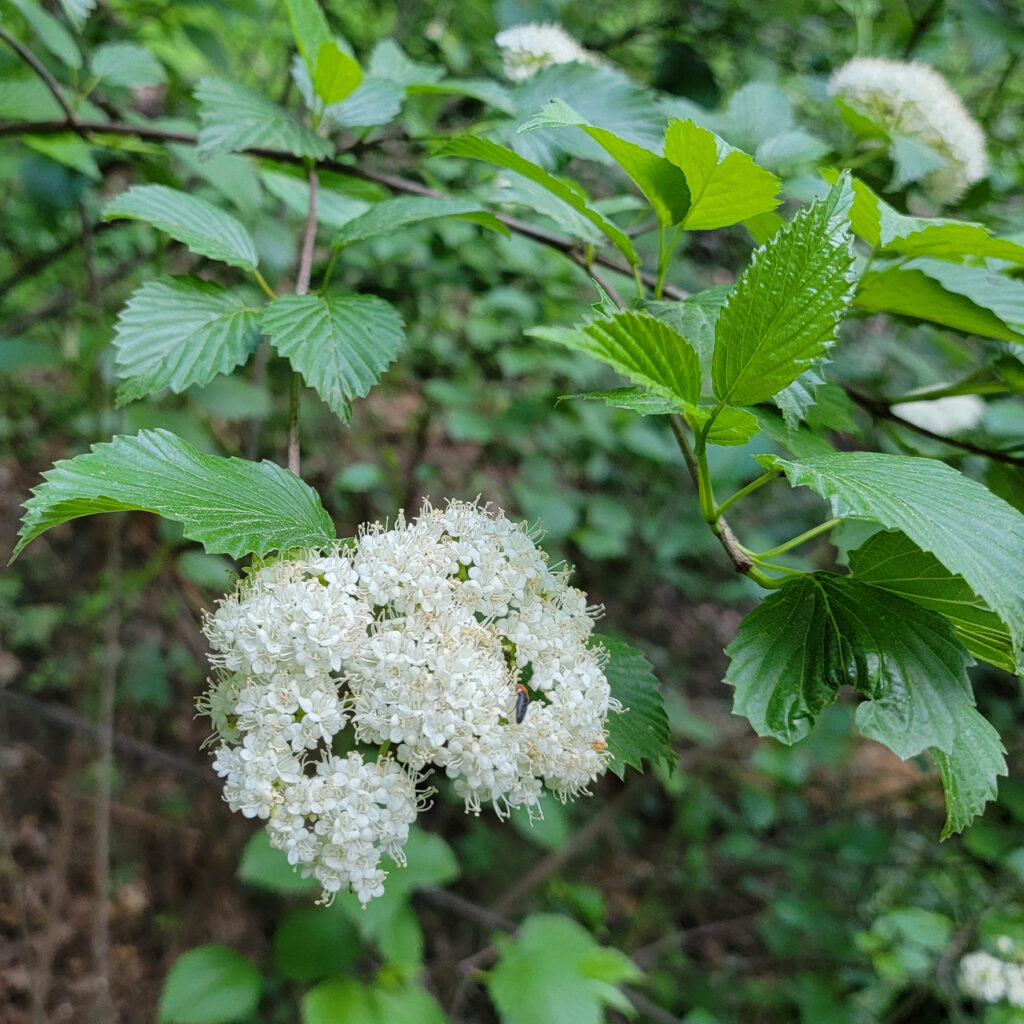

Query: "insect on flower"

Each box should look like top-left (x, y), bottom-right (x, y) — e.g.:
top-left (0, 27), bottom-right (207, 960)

top-left (515, 683), bottom-right (530, 724)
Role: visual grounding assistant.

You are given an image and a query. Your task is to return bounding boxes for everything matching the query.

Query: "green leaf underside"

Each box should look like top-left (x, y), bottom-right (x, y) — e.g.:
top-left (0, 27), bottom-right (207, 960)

top-left (103, 184), bottom-right (259, 270)
top-left (773, 365), bottom-right (828, 431)
top-left (712, 174), bottom-right (856, 406)
top-left (856, 265), bottom-right (1024, 345)
top-left (932, 708), bottom-right (1007, 839)
top-left (157, 945), bottom-right (260, 1024)
top-left (12, 429), bottom-right (335, 562)
top-left (332, 195), bottom-right (507, 247)
top-left (261, 294), bottom-right (405, 420)
top-left (849, 531), bottom-right (1017, 673)
top-left (113, 277), bottom-right (262, 405)
top-left (437, 135), bottom-right (638, 265)
top-left (664, 118), bottom-right (781, 230)
top-left (600, 636), bottom-right (672, 778)
top-left (91, 42), bottom-right (166, 88)
top-left (530, 310), bottom-right (700, 407)
top-left (488, 914), bottom-right (641, 1024)
top-left (766, 452), bottom-right (1024, 659)
top-left (195, 77), bottom-right (333, 160)
top-left (726, 573), bottom-right (974, 758)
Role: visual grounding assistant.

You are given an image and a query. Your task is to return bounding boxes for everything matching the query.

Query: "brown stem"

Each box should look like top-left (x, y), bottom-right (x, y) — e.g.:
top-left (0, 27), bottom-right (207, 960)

top-left (0, 28), bottom-right (77, 124)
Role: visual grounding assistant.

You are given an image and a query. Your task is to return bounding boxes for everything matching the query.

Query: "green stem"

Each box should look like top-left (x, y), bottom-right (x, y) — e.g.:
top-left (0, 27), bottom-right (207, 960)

top-left (377, 741), bottom-right (391, 761)
top-left (655, 224), bottom-right (667, 300)
top-left (751, 517), bottom-right (842, 560)
top-left (632, 262), bottom-right (645, 301)
top-left (253, 269), bottom-right (277, 301)
top-left (715, 469), bottom-right (780, 519)
top-left (319, 246), bottom-right (340, 294)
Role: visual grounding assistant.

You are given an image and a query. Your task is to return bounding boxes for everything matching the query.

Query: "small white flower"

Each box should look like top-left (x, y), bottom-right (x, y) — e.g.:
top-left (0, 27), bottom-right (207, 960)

top-left (895, 394), bottom-right (984, 434)
top-left (960, 950), bottom-right (1008, 1003)
top-left (495, 22), bottom-right (600, 82)
top-left (828, 57), bottom-right (987, 202)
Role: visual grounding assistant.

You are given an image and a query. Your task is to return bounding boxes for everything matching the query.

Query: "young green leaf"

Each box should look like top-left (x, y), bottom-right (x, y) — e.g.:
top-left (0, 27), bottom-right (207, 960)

top-left (932, 708), bottom-right (1007, 839)
top-left (849, 530), bottom-right (1017, 673)
top-left (600, 636), bottom-right (672, 778)
top-left (725, 573), bottom-right (974, 758)
top-left (332, 195), bottom-right (507, 247)
top-left (157, 945), bottom-right (260, 1024)
top-left (283, 0), bottom-right (331, 80)
top-left (437, 135), bottom-right (639, 265)
top-left (530, 310), bottom-right (701, 408)
top-left (519, 100), bottom-right (690, 225)
top-left (112, 277), bottom-right (262, 405)
top-left (12, 429), bottom-right (335, 562)
top-left (195, 77), bottom-right (333, 160)
top-left (103, 185), bottom-right (259, 270)
top-left (663, 119), bottom-right (780, 230)
top-left (313, 40), bottom-right (362, 105)
top-left (488, 914), bottom-right (642, 1024)
top-left (261, 294), bottom-right (405, 420)
top-left (765, 452), bottom-right (1024, 659)
top-left (90, 41), bottom-right (166, 88)
top-left (712, 173), bottom-right (856, 406)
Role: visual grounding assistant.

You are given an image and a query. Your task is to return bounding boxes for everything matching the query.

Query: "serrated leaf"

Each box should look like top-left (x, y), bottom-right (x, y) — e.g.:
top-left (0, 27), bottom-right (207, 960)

top-left (158, 945), bottom-right (260, 1024)
top-left (765, 452), bottom-right (1024, 659)
top-left (313, 39), bottom-right (362, 105)
top-left (663, 119), bottom-right (780, 231)
top-left (195, 77), bottom-right (332, 161)
top-left (437, 135), bottom-right (638, 266)
top-left (855, 265), bottom-right (1024, 345)
top-left (261, 294), bottom-right (404, 419)
top-left (773, 365), bottom-right (828, 431)
top-left (600, 636), bottom-right (672, 778)
top-left (726, 573), bottom-right (974, 758)
top-left (567, 387), bottom-right (679, 417)
top-left (12, 429), bottom-right (335, 562)
top-left (112, 277), bottom-right (262, 405)
top-left (689, 405), bottom-right (760, 446)
top-left (645, 286), bottom-right (732, 360)
top-left (332, 196), bottom-right (506, 247)
top-left (9, 0), bottom-right (81, 69)
top-left (933, 709), bottom-right (1007, 838)
top-left (530, 310), bottom-right (700, 408)
top-left (849, 530), bottom-right (1017, 673)
top-left (520, 100), bottom-right (690, 225)
top-left (488, 914), bottom-right (641, 1024)
top-left (103, 185), bottom-right (259, 270)
top-left (91, 41), bottom-right (165, 88)
top-left (712, 174), bottom-right (856, 406)
top-left (324, 75), bottom-right (404, 127)
top-left (57, 0), bottom-right (97, 28)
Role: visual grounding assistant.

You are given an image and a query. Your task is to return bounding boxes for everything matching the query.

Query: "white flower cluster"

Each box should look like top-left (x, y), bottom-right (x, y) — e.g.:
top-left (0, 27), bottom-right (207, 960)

top-left (495, 22), bottom-right (600, 83)
top-left (960, 945), bottom-right (1024, 1007)
top-left (828, 57), bottom-right (987, 202)
top-left (199, 501), bottom-right (616, 903)
top-left (895, 394), bottom-right (985, 434)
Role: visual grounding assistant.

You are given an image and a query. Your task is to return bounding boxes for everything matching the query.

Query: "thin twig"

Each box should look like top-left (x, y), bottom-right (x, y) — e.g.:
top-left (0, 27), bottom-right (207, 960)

top-left (847, 388), bottom-right (1024, 466)
top-left (0, 28), bottom-right (77, 124)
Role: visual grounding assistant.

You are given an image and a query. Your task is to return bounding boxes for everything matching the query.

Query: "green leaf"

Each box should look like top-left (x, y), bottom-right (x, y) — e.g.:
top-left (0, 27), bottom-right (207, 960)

top-left (157, 945), bottom-right (260, 1024)
top-left (765, 452), bottom-right (1024, 659)
top-left (313, 40), bottom-right (362, 105)
top-left (726, 573), bottom-right (974, 758)
top-left (237, 832), bottom-right (319, 895)
top-left (663, 119), bottom-right (780, 230)
top-left (274, 906), bottom-right (363, 981)
top-left (410, 78), bottom-right (515, 114)
top-left (22, 134), bottom-right (99, 179)
top-left (437, 135), bottom-right (638, 266)
top-left (332, 196), bottom-right (507, 247)
top-left (12, 429), bottom-right (335, 562)
top-left (566, 386), bottom-right (679, 417)
top-left (689, 405), bottom-right (760, 446)
top-left (283, 0), bottom-right (331, 80)
top-left (855, 265), bottom-right (1024, 345)
top-left (773, 366), bottom-right (828, 431)
top-left (259, 169), bottom-right (369, 230)
top-left (302, 979), bottom-right (449, 1024)
top-left (57, 0), bottom-right (97, 28)
top-left (600, 636), bottom-right (672, 778)
top-left (848, 530), bottom-right (1017, 673)
top-left (261, 294), bottom-right (404, 419)
top-left (91, 41), bottom-right (166, 88)
top-left (932, 708), bottom-right (1007, 838)
top-left (103, 185), bottom-right (259, 270)
top-left (8, 0), bottom-right (81, 69)
top-left (712, 174), bottom-right (856, 406)
top-left (488, 914), bottom-right (641, 1024)
top-left (529, 310), bottom-right (701, 408)
top-left (112, 277), bottom-right (262, 405)
top-left (903, 258), bottom-right (1024, 331)
top-left (888, 131), bottom-right (947, 191)
top-left (195, 77), bottom-right (333, 161)
top-left (519, 100), bottom-right (690, 225)
top-left (645, 286), bottom-right (732, 359)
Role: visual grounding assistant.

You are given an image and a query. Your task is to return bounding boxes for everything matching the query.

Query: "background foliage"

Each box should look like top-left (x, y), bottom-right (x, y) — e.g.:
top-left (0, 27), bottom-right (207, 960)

top-left (2, 0), bottom-right (1024, 1022)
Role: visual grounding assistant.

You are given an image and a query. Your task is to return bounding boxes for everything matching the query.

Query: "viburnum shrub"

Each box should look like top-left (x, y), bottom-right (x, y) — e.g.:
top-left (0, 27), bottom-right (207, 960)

top-left (6, 0), bottom-right (1024, 916)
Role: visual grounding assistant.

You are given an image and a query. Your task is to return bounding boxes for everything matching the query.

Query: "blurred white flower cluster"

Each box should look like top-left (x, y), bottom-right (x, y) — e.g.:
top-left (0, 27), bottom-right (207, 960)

top-left (828, 57), bottom-right (987, 202)
top-left (960, 942), bottom-right (1024, 1007)
top-left (894, 393), bottom-right (985, 434)
top-left (199, 501), bottom-right (615, 903)
top-left (495, 22), bottom-right (600, 82)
